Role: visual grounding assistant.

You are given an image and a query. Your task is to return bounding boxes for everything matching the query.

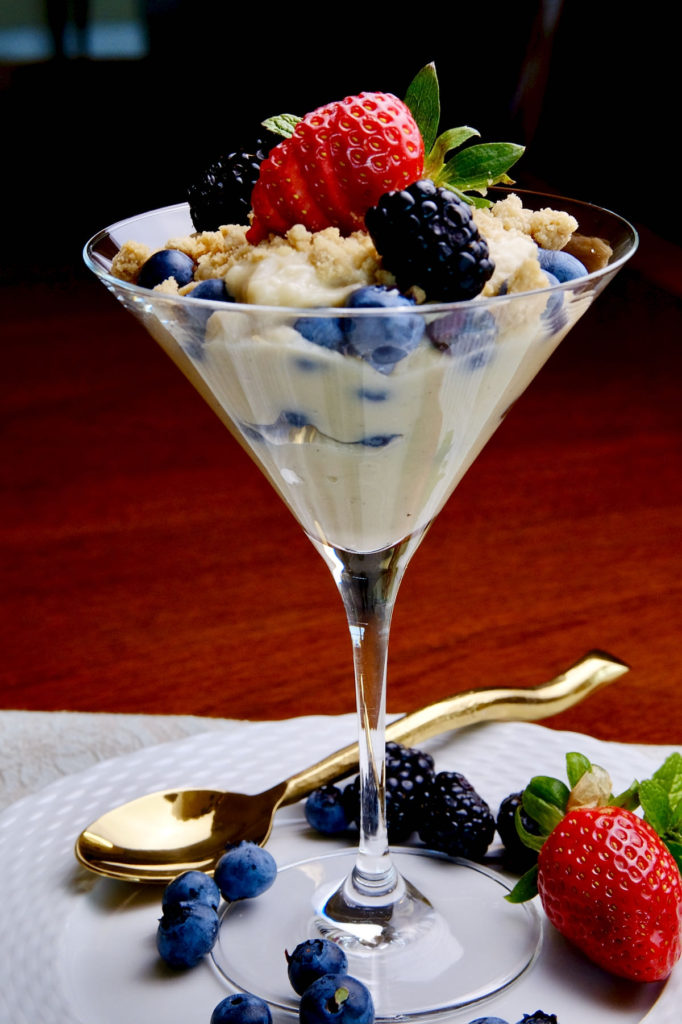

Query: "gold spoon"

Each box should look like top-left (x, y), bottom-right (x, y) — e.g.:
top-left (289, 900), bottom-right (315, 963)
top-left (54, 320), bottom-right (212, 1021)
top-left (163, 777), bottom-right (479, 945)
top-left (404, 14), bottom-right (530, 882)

top-left (75, 650), bottom-right (627, 882)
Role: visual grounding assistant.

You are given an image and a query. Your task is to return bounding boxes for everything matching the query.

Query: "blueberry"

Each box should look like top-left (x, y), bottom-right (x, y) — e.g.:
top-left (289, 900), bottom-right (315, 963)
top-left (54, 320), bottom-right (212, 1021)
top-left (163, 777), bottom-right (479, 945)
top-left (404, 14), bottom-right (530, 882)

top-left (190, 278), bottom-right (233, 302)
top-left (286, 938), bottom-right (348, 995)
top-left (161, 870), bottom-right (220, 913)
top-left (540, 271), bottom-right (568, 333)
top-left (214, 840), bottom-right (277, 901)
top-left (357, 388), bottom-right (388, 402)
top-left (467, 1018), bottom-right (509, 1024)
top-left (427, 308), bottom-right (496, 369)
top-left (467, 1018), bottom-right (510, 1024)
top-left (299, 974), bottom-right (374, 1024)
top-left (137, 249), bottom-right (196, 290)
top-left (357, 435), bottom-right (399, 447)
top-left (156, 901), bottom-right (219, 969)
top-left (305, 785), bottom-right (351, 836)
top-left (342, 287), bottom-right (423, 374)
top-left (211, 992), bottom-right (272, 1024)
top-left (282, 410), bottom-right (309, 427)
top-left (295, 314), bottom-right (345, 351)
top-left (537, 248), bottom-right (587, 283)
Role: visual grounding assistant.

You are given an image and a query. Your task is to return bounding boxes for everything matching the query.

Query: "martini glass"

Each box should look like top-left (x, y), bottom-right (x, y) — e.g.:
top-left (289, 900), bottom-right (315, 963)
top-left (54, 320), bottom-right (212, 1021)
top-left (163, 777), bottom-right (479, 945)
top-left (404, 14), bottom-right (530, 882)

top-left (85, 192), bottom-right (637, 1019)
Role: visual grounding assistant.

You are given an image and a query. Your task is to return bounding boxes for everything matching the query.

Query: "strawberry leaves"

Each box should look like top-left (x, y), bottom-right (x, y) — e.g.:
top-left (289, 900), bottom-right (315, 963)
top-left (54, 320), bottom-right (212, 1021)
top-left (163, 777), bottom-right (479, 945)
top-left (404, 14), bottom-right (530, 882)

top-left (640, 753), bottom-right (682, 872)
top-left (404, 62), bottom-right (525, 207)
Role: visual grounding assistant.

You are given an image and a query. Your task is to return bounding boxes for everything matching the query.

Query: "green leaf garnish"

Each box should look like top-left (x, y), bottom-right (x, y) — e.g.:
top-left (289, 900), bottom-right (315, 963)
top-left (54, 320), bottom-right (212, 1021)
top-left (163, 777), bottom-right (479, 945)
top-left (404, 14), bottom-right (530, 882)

top-left (404, 62), bottom-right (440, 154)
top-left (423, 127), bottom-right (480, 180)
top-left (526, 775), bottom-right (571, 811)
top-left (514, 806), bottom-right (545, 852)
top-left (440, 142), bottom-right (525, 194)
top-left (640, 779), bottom-right (671, 835)
top-left (506, 863), bottom-right (539, 903)
top-left (262, 113), bottom-right (301, 139)
top-left (664, 839), bottom-right (682, 875)
top-left (566, 752), bottom-right (593, 788)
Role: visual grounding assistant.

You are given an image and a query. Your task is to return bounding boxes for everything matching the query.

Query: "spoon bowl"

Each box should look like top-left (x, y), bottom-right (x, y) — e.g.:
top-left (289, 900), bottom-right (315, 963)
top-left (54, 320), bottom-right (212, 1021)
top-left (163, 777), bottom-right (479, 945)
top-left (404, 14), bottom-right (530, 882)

top-left (75, 650), bottom-right (627, 882)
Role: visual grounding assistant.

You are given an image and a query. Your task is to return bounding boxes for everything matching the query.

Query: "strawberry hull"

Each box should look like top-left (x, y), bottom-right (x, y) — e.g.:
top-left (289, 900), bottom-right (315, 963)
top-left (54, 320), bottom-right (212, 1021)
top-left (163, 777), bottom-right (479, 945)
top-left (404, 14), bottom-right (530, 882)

top-left (537, 806), bottom-right (682, 982)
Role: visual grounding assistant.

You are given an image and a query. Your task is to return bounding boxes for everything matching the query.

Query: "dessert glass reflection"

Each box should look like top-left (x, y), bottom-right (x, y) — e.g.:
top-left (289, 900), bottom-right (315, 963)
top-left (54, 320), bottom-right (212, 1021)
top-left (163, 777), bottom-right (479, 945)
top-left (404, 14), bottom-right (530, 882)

top-left (85, 191), bottom-right (637, 1019)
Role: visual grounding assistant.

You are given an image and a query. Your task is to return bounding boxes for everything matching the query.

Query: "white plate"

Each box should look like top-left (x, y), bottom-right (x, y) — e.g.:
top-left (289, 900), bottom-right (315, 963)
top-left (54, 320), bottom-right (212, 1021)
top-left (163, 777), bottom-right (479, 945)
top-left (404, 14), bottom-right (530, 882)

top-left (0, 718), bottom-right (680, 1024)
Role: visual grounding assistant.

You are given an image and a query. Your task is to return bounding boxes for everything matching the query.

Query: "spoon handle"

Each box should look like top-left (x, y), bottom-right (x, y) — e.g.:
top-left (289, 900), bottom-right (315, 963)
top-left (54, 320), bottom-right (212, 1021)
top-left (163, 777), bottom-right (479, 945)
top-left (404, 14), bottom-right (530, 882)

top-left (278, 650), bottom-right (628, 805)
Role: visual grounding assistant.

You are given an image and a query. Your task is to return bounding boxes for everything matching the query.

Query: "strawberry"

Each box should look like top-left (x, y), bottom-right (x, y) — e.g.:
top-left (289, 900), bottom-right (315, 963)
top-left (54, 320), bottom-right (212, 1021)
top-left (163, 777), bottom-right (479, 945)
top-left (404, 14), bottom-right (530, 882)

top-left (246, 92), bottom-right (424, 245)
top-left (508, 752), bottom-right (682, 982)
top-left (537, 805), bottom-right (682, 981)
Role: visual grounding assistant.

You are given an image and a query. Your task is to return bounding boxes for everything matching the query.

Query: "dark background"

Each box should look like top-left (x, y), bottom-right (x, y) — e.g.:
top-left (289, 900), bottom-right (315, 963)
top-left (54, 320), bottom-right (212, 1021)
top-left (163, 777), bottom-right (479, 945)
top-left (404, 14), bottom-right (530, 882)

top-left (0, 2), bottom-right (676, 285)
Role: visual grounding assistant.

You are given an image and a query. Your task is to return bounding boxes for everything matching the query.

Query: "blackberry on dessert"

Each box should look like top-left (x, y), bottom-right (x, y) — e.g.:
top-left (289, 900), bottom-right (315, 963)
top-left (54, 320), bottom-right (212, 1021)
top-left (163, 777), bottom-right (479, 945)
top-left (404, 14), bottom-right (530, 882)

top-left (187, 134), bottom-right (278, 232)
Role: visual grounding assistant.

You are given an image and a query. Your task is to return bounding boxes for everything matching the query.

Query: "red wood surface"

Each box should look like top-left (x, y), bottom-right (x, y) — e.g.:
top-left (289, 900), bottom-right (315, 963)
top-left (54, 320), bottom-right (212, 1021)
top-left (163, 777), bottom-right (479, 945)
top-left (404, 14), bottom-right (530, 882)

top-left (2, 258), bottom-right (681, 745)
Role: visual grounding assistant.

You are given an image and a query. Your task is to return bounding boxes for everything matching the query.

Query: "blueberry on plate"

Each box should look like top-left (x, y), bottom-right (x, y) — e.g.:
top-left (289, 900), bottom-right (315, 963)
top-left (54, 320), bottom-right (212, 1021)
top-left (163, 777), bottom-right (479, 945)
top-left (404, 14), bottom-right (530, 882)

top-left (467, 1017), bottom-right (509, 1024)
top-left (305, 784), bottom-right (352, 836)
top-left (515, 1013), bottom-right (558, 1024)
top-left (161, 870), bottom-right (220, 913)
top-left (210, 992), bottom-right (272, 1024)
top-left (214, 840), bottom-right (277, 901)
top-left (299, 974), bottom-right (374, 1024)
top-left (537, 248), bottom-right (587, 283)
top-left (342, 287), bottom-right (423, 374)
top-left (137, 249), bottom-right (196, 290)
top-left (286, 938), bottom-right (348, 995)
top-left (156, 900), bottom-right (219, 968)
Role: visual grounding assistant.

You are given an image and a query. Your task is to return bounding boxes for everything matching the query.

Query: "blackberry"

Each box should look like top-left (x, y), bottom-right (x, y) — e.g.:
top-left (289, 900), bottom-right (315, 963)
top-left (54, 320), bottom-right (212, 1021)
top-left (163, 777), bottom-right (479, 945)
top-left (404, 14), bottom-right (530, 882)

top-left (343, 742), bottom-right (435, 843)
top-left (496, 791), bottom-right (540, 872)
top-left (187, 135), bottom-right (276, 231)
top-left (365, 179), bottom-right (494, 302)
top-left (418, 771), bottom-right (495, 860)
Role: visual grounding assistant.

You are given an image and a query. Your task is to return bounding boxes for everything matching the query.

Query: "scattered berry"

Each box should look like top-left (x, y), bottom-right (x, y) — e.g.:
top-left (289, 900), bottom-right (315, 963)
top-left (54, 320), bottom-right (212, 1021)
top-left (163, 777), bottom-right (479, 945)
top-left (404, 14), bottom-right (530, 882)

top-left (286, 938), bottom-right (348, 995)
top-left (343, 742), bottom-right (435, 842)
top-left (537, 248), bottom-right (587, 283)
top-left (247, 92), bottom-right (424, 244)
top-left (365, 179), bottom-right (494, 301)
top-left (211, 992), bottom-right (273, 1024)
top-left (156, 900), bottom-right (219, 969)
top-left (539, 271), bottom-right (568, 333)
top-left (305, 784), bottom-right (352, 836)
top-left (294, 314), bottom-right (345, 352)
top-left (299, 974), bottom-right (375, 1024)
top-left (467, 1017), bottom-right (509, 1024)
top-left (137, 249), bottom-right (196, 290)
top-left (214, 840), bottom-right (277, 901)
top-left (161, 870), bottom-right (220, 913)
top-left (418, 771), bottom-right (495, 860)
top-left (187, 135), bottom-right (277, 231)
top-left (496, 792), bottom-right (540, 872)
top-left (515, 1014), bottom-right (558, 1024)
top-left (342, 286), bottom-right (423, 374)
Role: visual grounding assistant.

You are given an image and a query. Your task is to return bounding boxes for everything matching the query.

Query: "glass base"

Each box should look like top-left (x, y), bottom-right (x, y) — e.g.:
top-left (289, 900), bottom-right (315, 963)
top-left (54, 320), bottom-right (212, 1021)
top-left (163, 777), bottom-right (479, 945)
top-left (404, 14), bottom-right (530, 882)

top-left (211, 848), bottom-right (542, 1020)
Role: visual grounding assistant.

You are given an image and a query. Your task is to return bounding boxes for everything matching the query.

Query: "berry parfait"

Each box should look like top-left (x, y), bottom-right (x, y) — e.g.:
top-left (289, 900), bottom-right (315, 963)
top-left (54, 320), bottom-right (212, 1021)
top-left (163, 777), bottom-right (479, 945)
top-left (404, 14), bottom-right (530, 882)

top-left (84, 65), bottom-right (638, 1020)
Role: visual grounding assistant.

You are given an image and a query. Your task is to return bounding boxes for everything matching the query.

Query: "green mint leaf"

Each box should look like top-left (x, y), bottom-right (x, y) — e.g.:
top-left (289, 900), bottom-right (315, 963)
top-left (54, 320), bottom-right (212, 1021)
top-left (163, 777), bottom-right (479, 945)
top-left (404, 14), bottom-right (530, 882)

top-left (404, 62), bottom-right (440, 154)
top-left (526, 775), bottom-right (571, 811)
top-left (640, 778), bottom-right (671, 835)
top-left (262, 113), bottom-right (301, 139)
top-left (670, 791), bottom-right (682, 829)
top-left (653, 753), bottom-right (682, 793)
top-left (441, 142), bottom-right (525, 193)
top-left (663, 839), bottom-right (682, 875)
top-left (515, 807), bottom-right (545, 852)
top-left (609, 779), bottom-right (640, 812)
top-left (566, 752), bottom-right (592, 788)
top-left (425, 126), bottom-right (480, 179)
top-left (506, 864), bottom-right (539, 903)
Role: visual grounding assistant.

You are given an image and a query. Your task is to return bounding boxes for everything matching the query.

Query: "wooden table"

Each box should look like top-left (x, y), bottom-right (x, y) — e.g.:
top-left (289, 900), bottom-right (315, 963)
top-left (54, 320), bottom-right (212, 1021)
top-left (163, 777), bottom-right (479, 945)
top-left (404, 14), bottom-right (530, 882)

top-left (2, 252), bottom-right (681, 746)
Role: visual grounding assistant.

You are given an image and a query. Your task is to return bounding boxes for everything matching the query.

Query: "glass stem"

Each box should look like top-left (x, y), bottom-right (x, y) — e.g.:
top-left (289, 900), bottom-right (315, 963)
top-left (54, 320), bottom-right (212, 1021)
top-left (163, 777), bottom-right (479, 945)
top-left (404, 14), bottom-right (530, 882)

top-left (314, 531), bottom-right (426, 904)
